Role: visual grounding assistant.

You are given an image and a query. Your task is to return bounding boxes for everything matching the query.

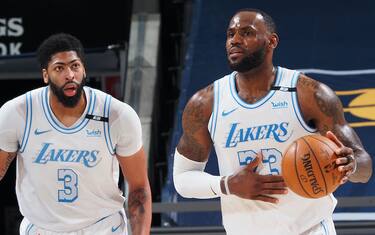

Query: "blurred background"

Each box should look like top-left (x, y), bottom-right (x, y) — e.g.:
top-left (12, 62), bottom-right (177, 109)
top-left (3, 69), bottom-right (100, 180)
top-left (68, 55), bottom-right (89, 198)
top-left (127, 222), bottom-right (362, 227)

top-left (1, 0), bottom-right (374, 234)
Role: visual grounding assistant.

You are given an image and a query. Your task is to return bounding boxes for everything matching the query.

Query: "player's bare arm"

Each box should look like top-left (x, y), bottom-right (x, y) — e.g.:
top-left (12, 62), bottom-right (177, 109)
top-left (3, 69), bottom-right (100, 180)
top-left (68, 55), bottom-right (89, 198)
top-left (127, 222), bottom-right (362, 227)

top-left (0, 150), bottom-right (16, 181)
top-left (297, 74), bottom-right (372, 183)
top-left (117, 147), bottom-right (152, 235)
top-left (177, 84), bottom-right (214, 162)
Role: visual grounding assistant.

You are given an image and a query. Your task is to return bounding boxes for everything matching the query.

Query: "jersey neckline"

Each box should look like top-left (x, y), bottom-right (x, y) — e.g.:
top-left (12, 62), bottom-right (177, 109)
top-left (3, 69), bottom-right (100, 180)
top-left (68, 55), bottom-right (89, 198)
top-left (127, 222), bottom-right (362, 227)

top-left (41, 86), bottom-right (96, 134)
top-left (229, 66), bottom-right (283, 109)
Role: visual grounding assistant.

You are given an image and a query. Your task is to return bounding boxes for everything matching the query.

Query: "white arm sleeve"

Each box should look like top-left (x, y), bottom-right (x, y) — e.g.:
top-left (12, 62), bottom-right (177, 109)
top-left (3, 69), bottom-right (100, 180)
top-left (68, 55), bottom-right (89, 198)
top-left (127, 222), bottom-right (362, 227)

top-left (173, 149), bottom-right (224, 199)
top-left (0, 98), bottom-right (24, 152)
top-left (112, 102), bottom-right (143, 157)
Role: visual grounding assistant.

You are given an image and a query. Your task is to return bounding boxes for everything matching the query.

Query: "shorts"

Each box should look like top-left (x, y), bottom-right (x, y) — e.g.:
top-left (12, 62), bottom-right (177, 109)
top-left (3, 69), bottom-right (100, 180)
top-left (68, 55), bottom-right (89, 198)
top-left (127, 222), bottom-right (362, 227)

top-left (19, 210), bottom-right (128, 235)
top-left (301, 217), bottom-right (336, 235)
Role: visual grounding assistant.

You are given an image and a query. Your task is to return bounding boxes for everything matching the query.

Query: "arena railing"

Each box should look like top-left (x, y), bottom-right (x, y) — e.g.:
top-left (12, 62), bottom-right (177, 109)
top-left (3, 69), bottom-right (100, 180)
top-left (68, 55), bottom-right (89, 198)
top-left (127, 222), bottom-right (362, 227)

top-left (151, 196), bottom-right (375, 235)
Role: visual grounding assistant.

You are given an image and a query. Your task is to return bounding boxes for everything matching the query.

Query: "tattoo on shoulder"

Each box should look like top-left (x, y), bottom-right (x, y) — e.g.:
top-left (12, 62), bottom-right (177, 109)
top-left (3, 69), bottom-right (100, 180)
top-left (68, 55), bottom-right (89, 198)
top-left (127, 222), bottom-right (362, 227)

top-left (178, 85), bottom-right (213, 161)
top-left (299, 75), bottom-right (345, 129)
top-left (183, 99), bottom-right (206, 134)
top-left (313, 86), bottom-right (342, 122)
top-left (299, 75), bottom-right (319, 90)
top-left (183, 86), bottom-right (212, 135)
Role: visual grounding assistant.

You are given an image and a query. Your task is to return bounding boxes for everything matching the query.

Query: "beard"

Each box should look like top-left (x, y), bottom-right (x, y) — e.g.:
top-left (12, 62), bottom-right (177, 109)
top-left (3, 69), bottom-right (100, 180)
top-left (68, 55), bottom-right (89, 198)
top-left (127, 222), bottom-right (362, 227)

top-left (49, 77), bottom-right (86, 108)
top-left (228, 44), bottom-right (266, 73)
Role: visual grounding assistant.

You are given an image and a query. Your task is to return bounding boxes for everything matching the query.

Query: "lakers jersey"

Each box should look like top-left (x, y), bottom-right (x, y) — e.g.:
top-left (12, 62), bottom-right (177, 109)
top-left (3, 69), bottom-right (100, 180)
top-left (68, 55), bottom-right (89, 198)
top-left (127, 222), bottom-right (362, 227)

top-left (0, 86), bottom-right (142, 232)
top-left (208, 67), bottom-right (337, 235)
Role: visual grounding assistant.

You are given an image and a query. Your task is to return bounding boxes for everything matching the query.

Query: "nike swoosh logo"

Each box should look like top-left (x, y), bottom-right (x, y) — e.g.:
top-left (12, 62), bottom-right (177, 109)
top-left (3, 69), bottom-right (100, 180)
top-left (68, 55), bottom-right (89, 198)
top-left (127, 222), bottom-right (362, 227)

top-left (111, 223), bottom-right (122, 232)
top-left (34, 129), bottom-right (52, 135)
top-left (222, 108), bottom-right (238, 116)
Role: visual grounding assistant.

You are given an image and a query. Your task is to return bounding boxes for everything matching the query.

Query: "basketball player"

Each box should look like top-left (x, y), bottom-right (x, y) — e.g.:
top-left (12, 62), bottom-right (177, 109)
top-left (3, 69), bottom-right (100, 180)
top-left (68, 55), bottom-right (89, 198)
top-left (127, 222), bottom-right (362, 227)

top-left (173, 9), bottom-right (372, 235)
top-left (0, 33), bottom-right (151, 234)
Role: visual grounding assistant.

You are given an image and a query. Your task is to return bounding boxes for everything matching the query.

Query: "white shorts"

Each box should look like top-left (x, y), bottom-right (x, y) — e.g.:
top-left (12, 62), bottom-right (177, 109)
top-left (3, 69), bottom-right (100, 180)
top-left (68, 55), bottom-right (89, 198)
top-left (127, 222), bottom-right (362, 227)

top-left (19, 210), bottom-right (128, 235)
top-left (301, 217), bottom-right (336, 235)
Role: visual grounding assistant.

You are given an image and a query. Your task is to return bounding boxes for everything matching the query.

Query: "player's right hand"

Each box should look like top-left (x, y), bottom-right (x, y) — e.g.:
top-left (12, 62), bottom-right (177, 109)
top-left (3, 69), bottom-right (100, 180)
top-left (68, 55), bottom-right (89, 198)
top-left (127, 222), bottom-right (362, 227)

top-left (227, 154), bottom-right (288, 203)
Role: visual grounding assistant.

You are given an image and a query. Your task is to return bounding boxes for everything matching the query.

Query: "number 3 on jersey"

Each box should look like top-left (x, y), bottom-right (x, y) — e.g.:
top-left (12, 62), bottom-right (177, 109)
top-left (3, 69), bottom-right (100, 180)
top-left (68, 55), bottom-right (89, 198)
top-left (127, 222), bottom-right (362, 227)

top-left (237, 148), bottom-right (282, 175)
top-left (58, 169), bottom-right (78, 202)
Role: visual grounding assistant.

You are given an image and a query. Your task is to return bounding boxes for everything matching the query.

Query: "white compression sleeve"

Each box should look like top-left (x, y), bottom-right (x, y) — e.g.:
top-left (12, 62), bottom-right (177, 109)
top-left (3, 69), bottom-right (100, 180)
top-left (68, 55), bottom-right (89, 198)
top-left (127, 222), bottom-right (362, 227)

top-left (173, 149), bottom-right (224, 199)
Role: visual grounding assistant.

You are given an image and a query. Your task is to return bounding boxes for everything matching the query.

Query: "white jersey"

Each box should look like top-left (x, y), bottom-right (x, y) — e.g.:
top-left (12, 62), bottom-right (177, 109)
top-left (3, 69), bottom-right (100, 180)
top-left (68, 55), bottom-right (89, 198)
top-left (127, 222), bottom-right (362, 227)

top-left (0, 86), bottom-right (143, 232)
top-left (208, 67), bottom-right (337, 235)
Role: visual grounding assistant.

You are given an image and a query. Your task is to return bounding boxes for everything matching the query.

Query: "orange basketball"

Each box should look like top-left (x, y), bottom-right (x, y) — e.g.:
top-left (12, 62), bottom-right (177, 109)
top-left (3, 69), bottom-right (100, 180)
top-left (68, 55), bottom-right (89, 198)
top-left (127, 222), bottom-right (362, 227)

top-left (281, 135), bottom-right (344, 198)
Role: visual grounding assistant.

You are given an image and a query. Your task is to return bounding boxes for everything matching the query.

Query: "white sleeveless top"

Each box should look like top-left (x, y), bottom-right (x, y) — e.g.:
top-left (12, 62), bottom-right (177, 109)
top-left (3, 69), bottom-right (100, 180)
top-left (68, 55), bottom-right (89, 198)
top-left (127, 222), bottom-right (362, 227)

top-left (208, 67), bottom-right (337, 235)
top-left (0, 86), bottom-right (143, 232)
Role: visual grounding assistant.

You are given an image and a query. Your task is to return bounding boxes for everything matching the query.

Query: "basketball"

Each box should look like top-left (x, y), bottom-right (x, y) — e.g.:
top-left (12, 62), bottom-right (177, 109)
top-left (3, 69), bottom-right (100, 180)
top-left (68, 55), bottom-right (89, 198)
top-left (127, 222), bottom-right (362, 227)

top-left (281, 135), bottom-right (344, 198)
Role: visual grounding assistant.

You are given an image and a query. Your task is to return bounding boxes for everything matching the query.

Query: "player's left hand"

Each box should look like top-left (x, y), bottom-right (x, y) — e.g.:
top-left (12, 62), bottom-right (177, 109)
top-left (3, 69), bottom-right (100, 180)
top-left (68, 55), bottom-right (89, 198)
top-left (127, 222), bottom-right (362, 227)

top-left (325, 131), bottom-right (357, 184)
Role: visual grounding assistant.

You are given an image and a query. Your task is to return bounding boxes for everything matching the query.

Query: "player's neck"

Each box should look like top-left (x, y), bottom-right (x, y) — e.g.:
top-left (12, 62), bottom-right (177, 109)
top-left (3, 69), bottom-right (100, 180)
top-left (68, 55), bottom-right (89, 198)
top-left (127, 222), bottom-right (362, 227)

top-left (49, 93), bottom-right (87, 127)
top-left (235, 64), bottom-right (276, 93)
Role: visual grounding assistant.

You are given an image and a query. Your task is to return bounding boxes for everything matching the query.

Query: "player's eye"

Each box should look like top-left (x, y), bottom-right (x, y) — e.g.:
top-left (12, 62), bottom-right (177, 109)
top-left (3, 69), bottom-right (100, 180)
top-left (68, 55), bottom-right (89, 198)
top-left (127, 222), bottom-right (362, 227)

top-left (227, 31), bottom-right (235, 38)
top-left (71, 63), bottom-right (81, 70)
top-left (241, 29), bottom-right (254, 37)
top-left (54, 66), bottom-right (64, 72)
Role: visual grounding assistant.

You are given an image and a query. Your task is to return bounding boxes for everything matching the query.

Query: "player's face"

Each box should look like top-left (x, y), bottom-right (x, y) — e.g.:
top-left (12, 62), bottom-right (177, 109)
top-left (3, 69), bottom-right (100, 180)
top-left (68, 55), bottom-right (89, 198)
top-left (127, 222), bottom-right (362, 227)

top-left (43, 51), bottom-right (86, 107)
top-left (226, 12), bottom-right (269, 72)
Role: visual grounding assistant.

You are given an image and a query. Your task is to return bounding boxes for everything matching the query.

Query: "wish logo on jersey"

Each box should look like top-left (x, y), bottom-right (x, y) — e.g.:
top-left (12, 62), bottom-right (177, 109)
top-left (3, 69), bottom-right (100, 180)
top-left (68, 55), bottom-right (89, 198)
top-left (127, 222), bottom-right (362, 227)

top-left (225, 122), bottom-right (292, 148)
top-left (33, 142), bottom-right (101, 167)
top-left (271, 101), bottom-right (288, 109)
top-left (86, 128), bottom-right (101, 137)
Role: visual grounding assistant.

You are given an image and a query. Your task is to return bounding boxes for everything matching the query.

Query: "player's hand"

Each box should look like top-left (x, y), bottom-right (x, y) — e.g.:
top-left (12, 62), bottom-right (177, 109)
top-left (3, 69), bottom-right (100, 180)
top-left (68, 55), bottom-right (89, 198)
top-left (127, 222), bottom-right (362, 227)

top-left (326, 131), bottom-right (356, 184)
top-left (227, 153), bottom-right (288, 203)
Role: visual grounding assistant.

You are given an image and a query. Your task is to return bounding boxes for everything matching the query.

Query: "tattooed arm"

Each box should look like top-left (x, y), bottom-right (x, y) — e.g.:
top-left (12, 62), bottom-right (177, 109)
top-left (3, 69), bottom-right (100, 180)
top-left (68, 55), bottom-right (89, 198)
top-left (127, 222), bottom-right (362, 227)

top-left (173, 84), bottom-right (225, 197)
top-left (117, 147), bottom-right (151, 235)
top-left (177, 84), bottom-right (214, 162)
top-left (297, 74), bottom-right (372, 183)
top-left (0, 150), bottom-right (17, 181)
top-left (174, 84), bottom-right (287, 201)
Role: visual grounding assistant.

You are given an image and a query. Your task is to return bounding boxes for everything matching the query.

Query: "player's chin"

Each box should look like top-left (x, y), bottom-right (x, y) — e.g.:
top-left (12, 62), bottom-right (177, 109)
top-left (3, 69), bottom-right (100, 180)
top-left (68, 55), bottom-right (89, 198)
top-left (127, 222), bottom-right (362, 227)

top-left (228, 60), bottom-right (243, 70)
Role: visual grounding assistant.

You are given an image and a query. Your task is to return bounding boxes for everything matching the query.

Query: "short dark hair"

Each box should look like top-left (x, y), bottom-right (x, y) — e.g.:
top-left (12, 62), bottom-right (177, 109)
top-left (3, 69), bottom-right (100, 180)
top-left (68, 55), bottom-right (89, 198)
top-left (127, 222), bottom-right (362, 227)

top-left (235, 8), bottom-right (277, 34)
top-left (36, 33), bottom-right (85, 69)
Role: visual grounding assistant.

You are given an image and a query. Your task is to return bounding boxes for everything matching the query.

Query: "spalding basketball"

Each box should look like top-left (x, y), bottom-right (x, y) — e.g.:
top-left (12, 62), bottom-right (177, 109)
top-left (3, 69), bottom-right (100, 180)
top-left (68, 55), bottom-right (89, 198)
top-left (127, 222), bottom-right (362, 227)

top-left (281, 135), bottom-right (344, 198)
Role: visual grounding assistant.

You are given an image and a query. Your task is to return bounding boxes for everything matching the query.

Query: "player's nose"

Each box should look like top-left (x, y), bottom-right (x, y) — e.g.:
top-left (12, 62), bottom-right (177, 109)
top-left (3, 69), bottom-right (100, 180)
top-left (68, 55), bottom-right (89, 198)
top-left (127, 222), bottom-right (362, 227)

top-left (64, 67), bottom-right (75, 81)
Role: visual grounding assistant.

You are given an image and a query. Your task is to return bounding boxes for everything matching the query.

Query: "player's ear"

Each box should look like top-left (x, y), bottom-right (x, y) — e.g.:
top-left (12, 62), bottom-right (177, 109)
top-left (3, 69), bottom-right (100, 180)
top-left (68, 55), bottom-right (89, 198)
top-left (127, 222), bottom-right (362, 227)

top-left (268, 33), bottom-right (279, 49)
top-left (42, 69), bottom-right (49, 84)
